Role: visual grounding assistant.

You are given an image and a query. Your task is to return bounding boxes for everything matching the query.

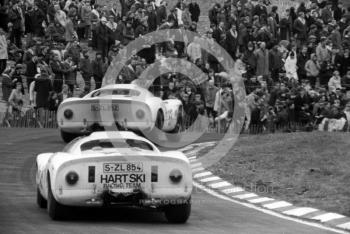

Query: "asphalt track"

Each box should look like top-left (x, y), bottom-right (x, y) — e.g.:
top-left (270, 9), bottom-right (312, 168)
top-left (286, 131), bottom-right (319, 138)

top-left (0, 128), bottom-right (338, 234)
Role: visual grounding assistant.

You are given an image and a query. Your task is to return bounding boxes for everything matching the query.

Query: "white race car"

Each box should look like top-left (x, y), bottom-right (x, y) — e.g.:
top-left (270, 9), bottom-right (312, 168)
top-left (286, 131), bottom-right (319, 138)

top-left (36, 131), bottom-right (192, 223)
top-left (57, 84), bottom-right (184, 143)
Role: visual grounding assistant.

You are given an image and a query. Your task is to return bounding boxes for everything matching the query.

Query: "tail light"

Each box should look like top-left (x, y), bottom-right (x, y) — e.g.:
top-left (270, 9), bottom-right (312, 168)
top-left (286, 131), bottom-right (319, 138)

top-left (65, 171), bottom-right (79, 185)
top-left (136, 109), bottom-right (145, 119)
top-left (64, 109), bottom-right (73, 119)
top-left (88, 166), bottom-right (95, 183)
top-left (151, 165), bottom-right (158, 182)
top-left (169, 169), bottom-right (182, 184)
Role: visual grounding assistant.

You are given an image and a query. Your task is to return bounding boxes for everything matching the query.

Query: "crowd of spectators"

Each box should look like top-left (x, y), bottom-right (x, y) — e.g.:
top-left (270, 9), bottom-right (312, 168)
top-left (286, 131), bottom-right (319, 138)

top-left (0, 0), bottom-right (350, 132)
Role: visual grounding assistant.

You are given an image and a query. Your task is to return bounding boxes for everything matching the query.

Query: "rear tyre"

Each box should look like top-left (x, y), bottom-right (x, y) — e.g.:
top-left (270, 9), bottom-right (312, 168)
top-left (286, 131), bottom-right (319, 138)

top-left (60, 130), bottom-right (78, 143)
top-left (164, 201), bottom-right (191, 223)
top-left (155, 110), bottom-right (164, 130)
top-left (37, 187), bottom-right (47, 209)
top-left (47, 175), bottom-right (66, 220)
top-left (166, 107), bottom-right (184, 142)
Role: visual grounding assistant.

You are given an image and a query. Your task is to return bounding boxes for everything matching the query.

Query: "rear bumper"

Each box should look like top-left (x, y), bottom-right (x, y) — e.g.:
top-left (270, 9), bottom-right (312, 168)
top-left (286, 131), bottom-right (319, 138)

top-left (54, 188), bottom-right (191, 207)
top-left (59, 121), bottom-right (153, 134)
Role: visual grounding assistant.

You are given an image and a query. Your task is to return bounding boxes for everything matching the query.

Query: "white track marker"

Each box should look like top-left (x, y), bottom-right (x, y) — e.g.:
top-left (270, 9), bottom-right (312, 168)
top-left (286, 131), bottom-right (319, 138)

top-left (311, 213), bottom-right (345, 223)
top-left (263, 201), bottom-right (293, 209)
top-left (283, 207), bottom-right (318, 217)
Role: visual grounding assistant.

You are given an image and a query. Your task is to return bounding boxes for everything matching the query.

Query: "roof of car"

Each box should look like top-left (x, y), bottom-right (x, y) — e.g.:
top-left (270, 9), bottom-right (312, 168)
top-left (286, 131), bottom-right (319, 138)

top-left (88, 131), bottom-right (146, 141)
top-left (101, 84), bottom-right (147, 92)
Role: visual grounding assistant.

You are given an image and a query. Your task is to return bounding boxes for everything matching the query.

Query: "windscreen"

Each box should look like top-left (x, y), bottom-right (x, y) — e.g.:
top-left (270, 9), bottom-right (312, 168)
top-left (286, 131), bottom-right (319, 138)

top-left (91, 89), bottom-right (141, 97)
top-left (80, 139), bottom-right (154, 151)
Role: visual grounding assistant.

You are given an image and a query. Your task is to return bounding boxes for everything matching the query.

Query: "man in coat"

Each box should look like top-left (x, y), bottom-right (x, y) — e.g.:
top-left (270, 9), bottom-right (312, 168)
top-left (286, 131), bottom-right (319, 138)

top-left (189, 0), bottom-right (200, 23)
top-left (50, 53), bottom-right (67, 93)
top-left (293, 12), bottom-right (308, 47)
top-left (8, 1), bottom-right (24, 48)
top-left (92, 52), bottom-right (108, 89)
top-left (80, 49), bottom-right (93, 91)
top-left (255, 42), bottom-right (269, 77)
top-left (226, 24), bottom-right (238, 60)
top-left (96, 17), bottom-right (109, 59)
top-left (147, 4), bottom-right (158, 32)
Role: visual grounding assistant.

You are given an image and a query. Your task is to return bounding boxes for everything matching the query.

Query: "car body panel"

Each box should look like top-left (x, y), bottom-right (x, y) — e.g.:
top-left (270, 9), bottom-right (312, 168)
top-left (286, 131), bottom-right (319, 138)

top-left (36, 132), bottom-right (192, 207)
top-left (57, 84), bottom-right (183, 134)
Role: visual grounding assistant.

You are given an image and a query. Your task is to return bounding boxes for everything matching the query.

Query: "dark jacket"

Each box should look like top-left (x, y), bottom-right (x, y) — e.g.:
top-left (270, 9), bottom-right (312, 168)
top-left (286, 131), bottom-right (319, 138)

top-left (293, 18), bottom-right (308, 41)
top-left (92, 59), bottom-right (108, 80)
top-left (1, 74), bottom-right (12, 102)
top-left (8, 7), bottom-right (22, 30)
top-left (34, 76), bottom-right (52, 108)
top-left (189, 2), bottom-right (200, 22)
top-left (79, 57), bottom-right (93, 79)
top-left (147, 11), bottom-right (158, 32)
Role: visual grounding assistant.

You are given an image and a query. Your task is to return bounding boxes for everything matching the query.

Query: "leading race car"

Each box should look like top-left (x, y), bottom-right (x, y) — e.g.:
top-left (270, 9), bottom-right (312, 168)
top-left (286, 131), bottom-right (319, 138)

top-left (36, 131), bottom-right (192, 223)
top-left (57, 84), bottom-right (184, 143)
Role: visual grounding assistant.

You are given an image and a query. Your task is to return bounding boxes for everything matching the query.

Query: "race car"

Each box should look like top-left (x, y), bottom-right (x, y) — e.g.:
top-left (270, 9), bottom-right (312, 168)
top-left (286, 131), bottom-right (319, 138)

top-left (36, 131), bottom-right (192, 223)
top-left (57, 84), bottom-right (184, 143)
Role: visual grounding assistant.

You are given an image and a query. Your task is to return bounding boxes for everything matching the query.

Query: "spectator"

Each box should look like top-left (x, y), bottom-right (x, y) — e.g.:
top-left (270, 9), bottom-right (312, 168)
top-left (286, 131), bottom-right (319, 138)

top-left (342, 70), bottom-right (350, 91)
top-left (297, 45), bottom-right (309, 81)
top-left (79, 0), bottom-right (92, 40)
top-left (92, 52), bottom-right (108, 89)
top-left (316, 37), bottom-right (330, 64)
top-left (226, 24), bottom-right (238, 60)
top-left (50, 52), bottom-right (66, 93)
top-left (8, 1), bottom-right (24, 48)
top-left (328, 70), bottom-right (342, 92)
top-left (305, 53), bottom-right (320, 87)
top-left (62, 55), bottom-right (77, 95)
top-left (80, 48), bottom-right (93, 91)
top-left (25, 53), bottom-right (37, 91)
top-left (293, 11), bottom-right (308, 47)
top-left (1, 69), bottom-right (13, 102)
top-left (34, 70), bottom-right (52, 123)
top-left (186, 36), bottom-right (201, 63)
top-left (269, 45), bottom-right (284, 82)
top-left (255, 42), bottom-right (269, 77)
top-left (65, 14), bottom-right (78, 45)
top-left (8, 81), bottom-right (24, 116)
top-left (285, 51), bottom-right (298, 81)
top-left (0, 27), bottom-right (7, 74)
top-left (188, 0), bottom-right (200, 23)
top-left (147, 4), bottom-right (158, 32)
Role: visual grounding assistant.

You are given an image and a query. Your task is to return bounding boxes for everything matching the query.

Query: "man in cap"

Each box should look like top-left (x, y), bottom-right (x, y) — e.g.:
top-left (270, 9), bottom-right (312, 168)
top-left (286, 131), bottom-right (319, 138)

top-left (79, 48), bottom-right (93, 91)
top-left (96, 17), bottom-right (109, 59)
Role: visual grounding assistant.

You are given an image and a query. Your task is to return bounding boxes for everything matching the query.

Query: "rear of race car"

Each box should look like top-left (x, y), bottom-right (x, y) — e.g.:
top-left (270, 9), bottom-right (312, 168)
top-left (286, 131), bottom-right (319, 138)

top-left (57, 99), bottom-right (154, 134)
top-left (50, 154), bottom-right (192, 209)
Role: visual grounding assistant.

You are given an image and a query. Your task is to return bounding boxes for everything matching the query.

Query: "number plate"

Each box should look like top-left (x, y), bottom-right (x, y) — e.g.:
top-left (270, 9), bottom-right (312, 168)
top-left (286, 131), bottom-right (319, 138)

top-left (103, 163), bottom-right (143, 173)
top-left (91, 104), bottom-right (119, 112)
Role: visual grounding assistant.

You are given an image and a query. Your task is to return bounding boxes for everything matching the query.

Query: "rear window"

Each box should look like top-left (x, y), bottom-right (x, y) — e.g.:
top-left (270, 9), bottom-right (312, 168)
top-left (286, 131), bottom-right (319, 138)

top-left (80, 139), bottom-right (154, 151)
top-left (91, 89), bottom-right (141, 97)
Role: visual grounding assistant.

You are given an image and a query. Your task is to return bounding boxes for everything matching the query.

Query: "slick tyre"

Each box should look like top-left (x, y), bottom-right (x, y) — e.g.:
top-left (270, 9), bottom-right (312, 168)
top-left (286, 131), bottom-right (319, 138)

top-left (37, 187), bottom-right (47, 209)
top-left (166, 107), bottom-right (184, 142)
top-left (47, 175), bottom-right (66, 220)
top-left (155, 110), bottom-right (164, 130)
top-left (164, 201), bottom-right (191, 223)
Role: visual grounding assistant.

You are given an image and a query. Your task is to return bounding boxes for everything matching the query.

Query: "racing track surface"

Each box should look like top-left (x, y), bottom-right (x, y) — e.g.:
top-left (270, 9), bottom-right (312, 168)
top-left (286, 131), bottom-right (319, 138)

top-left (0, 128), bottom-right (337, 234)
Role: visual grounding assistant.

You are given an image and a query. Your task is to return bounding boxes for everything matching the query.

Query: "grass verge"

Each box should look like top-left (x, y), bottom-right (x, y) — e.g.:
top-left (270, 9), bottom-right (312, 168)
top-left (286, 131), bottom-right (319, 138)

top-left (198, 132), bottom-right (350, 216)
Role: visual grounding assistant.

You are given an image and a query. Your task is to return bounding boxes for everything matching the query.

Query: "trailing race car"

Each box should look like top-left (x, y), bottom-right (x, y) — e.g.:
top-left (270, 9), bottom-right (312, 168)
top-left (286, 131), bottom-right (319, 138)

top-left (57, 84), bottom-right (184, 143)
top-left (36, 131), bottom-right (192, 223)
